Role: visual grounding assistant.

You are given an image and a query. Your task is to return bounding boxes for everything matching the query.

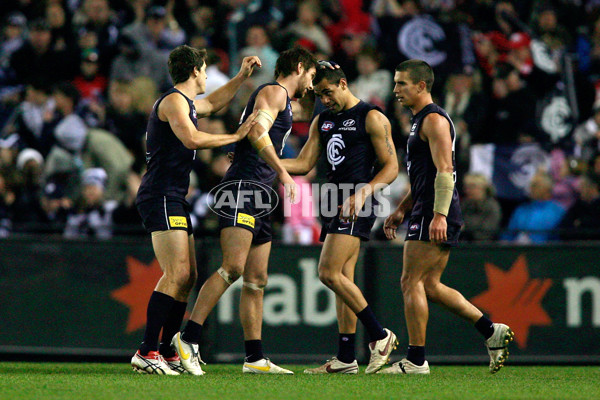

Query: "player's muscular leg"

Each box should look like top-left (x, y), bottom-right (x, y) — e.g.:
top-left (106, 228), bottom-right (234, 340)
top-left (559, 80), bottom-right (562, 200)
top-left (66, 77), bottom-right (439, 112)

top-left (423, 247), bottom-right (483, 323)
top-left (188, 227), bottom-right (253, 324)
top-left (153, 230), bottom-right (194, 298)
top-left (401, 241), bottom-right (439, 346)
top-left (318, 234), bottom-right (366, 313)
top-left (172, 234), bottom-right (198, 302)
top-left (337, 250), bottom-right (359, 333)
top-left (240, 242), bottom-right (271, 340)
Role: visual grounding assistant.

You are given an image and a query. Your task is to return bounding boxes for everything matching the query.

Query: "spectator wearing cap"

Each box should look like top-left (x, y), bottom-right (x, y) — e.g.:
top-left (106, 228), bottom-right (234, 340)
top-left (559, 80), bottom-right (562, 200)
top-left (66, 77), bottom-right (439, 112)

top-left (39, 173), bottom-right (73, 231)
top-left (8, 18), bottom-right (74, 85)
top-left (505, 32), bottom-right (533, 76)
top-left (73, 49), bottom-right (107, 102)
top-left (0, 12), bottom-right (27, 71)
top-left (10, 148), bottom-right (47, 228)
top-left (64, 167), bottom-right (117, 239)
top-left (121, 5), bottom-right (185, 54)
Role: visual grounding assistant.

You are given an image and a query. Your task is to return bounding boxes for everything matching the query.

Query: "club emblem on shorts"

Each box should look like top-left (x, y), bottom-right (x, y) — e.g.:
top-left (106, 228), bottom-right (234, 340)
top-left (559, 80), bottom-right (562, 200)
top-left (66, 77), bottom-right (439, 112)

top-left (327, 133), bottom-right (346, 171)
top-left (208, 180), bottom-right (279, 219)
top-left (322, 121), bottom-right (334, 131)
top-left (409, 223), bottom-right (420, 231)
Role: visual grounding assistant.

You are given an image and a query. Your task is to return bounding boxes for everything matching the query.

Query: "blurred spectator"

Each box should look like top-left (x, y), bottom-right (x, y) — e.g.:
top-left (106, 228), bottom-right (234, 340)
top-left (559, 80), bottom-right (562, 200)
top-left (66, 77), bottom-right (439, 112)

top-left (549, 149), bottom-right (579, 210)
top-left (476, 63), bottom-right (536, 145)
top-left (502, 171), bottom-right (566, 244)
top-left (72, 0), bottom-right (120, 75)
top-left (73, 49), bottom-right (107, 103)
top-left (9, 18), bottom-right (76, 85)
top-left (460, 173), bottom-right (501, 241)
top-left (441, 68), bottom-right (487, 172)
top-left (559, 173), bottom-right (600, 241)
top-left (198, 50), bottom-right (231, 99)
top-left (39, 173), bottom-right (73, 230)
top-left (286, 0), bottom-right (333, 56)
top-left (239, 25), bottom-right (279, 86)
top-left (573, 104), bottom-right (600, 162)
top-left (350, 46), bottom-right (392, 109)
top-left (46, 1), bottom-right (76, 55)
top-left (10, 148), bottom-right (47, 229)
top-left (0, 12), bottom-right (27, 72)
top-left (64, 167), bottom-right (117, 239)
top-left (122, 5), bottom-right (185, 54)
top-left (332, 29), bottom-right (366, 82)
top-left (109, 33), bottom-right (171, 91)
top-left (112, 171), bottom-right (143, 235)
top-left (1, 80), bottom-right (55, 153)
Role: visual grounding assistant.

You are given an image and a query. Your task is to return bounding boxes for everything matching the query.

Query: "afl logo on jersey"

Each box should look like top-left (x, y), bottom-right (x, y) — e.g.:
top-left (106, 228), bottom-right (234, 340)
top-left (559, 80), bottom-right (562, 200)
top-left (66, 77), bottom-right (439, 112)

top-left (327, 133), bottom-right (346, 170)
top-left (192, 108), bottom-right (197, 119)
top-left (322, 121), bottom-right (335, 131)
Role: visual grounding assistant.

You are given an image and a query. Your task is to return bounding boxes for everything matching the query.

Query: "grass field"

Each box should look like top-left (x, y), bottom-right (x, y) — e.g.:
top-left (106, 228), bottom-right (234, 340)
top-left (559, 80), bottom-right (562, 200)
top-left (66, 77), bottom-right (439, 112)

top-left (1, 363), bottom-right (599, 400)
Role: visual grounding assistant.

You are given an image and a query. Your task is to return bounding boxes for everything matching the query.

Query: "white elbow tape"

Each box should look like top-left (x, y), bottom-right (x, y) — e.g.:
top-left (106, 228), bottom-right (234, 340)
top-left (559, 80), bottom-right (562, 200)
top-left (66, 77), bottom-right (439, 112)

top-left (243, 281), bottom-right (266, 291)
top-left (251, 131), bottom-right (273, 153)
top-left (433, 172), bottom-right (454, 216)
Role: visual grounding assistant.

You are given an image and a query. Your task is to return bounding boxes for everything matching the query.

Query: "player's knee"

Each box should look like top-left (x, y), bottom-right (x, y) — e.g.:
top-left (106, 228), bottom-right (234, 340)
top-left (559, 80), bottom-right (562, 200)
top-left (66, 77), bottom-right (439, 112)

top-left (318, 267), bottom-right (339, 288)
top-left (244, 272), bottom-right (268, 288)
top-left (169, 268), bottom-right (192, 289)
top-left (243, 278), bottom-right (267, 291)
top-left (424, 282), bottom-right (440, 303)
top-left (400, 274), bottom-right (418, 294)
top-left (218, 264), bottom-right (243, 285)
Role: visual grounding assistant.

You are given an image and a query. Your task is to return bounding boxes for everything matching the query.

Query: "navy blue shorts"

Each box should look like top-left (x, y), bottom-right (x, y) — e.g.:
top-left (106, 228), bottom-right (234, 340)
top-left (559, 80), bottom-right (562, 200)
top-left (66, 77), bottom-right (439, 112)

top-left (405, 215), bottom-right (461, 247)
top-left (319, 209), bottom-right (377, 242)
top-left (215, 181), bottom-right (273, 245)
top-left (136, 196), bottom-right (193, 234)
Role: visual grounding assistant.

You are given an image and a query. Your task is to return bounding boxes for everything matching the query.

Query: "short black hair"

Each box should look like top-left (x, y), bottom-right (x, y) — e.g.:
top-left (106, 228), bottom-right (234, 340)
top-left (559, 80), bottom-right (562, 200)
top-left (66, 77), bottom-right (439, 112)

top-left (396, 59), bottom-right (434, 92)
top-left (274, 46), bottom-right (318, 79)
top-left (314, 67), bottom-right (346, 86)
top-left (168, 45), bottom-right (207, 85)
top-left (54, 81), bottom-right (80, 105)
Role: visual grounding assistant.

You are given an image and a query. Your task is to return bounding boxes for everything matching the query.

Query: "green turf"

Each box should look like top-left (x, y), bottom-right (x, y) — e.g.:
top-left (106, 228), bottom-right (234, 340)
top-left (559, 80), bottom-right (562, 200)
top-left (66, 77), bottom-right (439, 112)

top-left (1, 363), bottom-right (598, 400)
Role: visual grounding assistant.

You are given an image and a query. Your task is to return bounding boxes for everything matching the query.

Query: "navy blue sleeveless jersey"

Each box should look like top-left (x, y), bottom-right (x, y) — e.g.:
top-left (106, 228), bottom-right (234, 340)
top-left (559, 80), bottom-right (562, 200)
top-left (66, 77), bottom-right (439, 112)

top-left (407, 103), bottom-right (462, 226)
top-left (224, 82), bottom-right (292, 186)
top-left (136, 88), bottom-right (197, 203)
top-left (318, 100), bottom-right (379, 185)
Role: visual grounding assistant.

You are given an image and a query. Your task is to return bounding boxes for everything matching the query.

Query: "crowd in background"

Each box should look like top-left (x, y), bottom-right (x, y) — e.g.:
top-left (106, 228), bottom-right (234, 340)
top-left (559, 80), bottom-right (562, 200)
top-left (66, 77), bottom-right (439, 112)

top-left (1, 0), bottom-right (600, 244)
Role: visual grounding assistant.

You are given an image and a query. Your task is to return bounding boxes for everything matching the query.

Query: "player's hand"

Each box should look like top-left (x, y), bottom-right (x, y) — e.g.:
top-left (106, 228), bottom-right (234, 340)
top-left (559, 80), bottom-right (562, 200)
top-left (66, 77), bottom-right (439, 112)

top-left (340, 190), bottom-right (366, 223)
top-left (318, 60), bottom-right (340, 70)
top-left (429, 213), bottom-right (447, 244)
top-left (235, 110), bottom-right (258, 139)
top-left (238, 56), bottom-right (262, 78)
top-left (280, 172), bottom-right (297, 204)
top-left (383, 209), bottom-right (405, 240)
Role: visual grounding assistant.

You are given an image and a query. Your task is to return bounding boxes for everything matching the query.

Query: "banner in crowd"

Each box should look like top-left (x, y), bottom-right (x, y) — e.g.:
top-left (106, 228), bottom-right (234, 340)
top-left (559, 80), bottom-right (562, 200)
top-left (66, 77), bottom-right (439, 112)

top-left (470, 143), bottom-right (549, 199)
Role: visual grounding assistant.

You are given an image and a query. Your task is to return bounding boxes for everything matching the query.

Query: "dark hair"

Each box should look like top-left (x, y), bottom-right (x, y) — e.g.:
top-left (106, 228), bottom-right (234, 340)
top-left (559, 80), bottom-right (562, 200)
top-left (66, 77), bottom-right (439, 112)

top-left (274, 46), bottom-right (318, 79)
top-left (314, 67), bottom-right (346, 86)
top-left (395, 59), bottom-right (434, 92)
top-left (54, 81), bottom-right (80, 105)
top-left (168, 45), bottom-right (207, 85)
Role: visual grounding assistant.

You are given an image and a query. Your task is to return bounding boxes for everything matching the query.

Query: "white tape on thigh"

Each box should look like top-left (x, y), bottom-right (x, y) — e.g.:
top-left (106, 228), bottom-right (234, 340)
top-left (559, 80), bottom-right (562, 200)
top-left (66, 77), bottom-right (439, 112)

top-left (243, 281), bottom-right (265, 291)
top-left (217, 267), bottom-right (235, 285)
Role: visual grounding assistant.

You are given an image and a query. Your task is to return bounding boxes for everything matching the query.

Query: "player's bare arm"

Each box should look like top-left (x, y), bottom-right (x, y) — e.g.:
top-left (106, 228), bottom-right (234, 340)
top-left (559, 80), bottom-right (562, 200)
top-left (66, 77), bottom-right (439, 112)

top-left (247, 85), bottom-right (297, 202)
top-left (281, 117), bottom-right (321, 175)
top-left (421, 112), bottom-right (454, 244)
top-left (341, 110), bottom-right (399, 221)
top-left (194, 56), bottom-right (261, 117)
top-left (160, 94), bottom-right (257, 149)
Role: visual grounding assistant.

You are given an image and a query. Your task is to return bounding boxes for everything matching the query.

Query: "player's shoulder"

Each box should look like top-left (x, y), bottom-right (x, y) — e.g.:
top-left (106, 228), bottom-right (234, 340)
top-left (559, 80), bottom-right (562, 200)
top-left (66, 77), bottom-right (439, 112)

top-left (365, 107), bottom-right (390, 127)
top-left (421, 111), bottom-right (449, 132)
top-left (257, 83), bottom-right (288, 100)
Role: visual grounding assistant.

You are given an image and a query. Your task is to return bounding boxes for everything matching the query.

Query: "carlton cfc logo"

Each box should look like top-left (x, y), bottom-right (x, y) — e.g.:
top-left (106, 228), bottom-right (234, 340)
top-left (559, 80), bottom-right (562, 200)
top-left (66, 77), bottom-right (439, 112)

top-left (322, 121), bottom-right (334, 131)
